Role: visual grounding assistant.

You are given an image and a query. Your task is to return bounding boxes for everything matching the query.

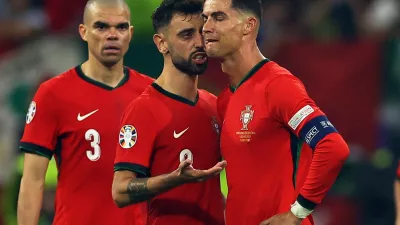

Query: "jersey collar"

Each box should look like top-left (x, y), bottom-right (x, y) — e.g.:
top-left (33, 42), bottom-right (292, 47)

top-left (151, 83), bottom-right (199, 106)
top-left (75, 65), bottom-right (129, 91)
top-left (229, 58), bottom-right (270, 93)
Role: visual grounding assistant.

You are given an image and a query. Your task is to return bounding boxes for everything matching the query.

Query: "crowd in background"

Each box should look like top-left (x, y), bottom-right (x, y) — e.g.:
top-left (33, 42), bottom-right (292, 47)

top-left (0, 0), bottom-right (399, 224)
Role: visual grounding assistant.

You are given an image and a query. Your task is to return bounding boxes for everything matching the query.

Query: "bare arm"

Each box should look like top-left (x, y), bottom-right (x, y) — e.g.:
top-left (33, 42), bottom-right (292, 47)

top-left (112, 170), bottom-right (182, 207)
top-left (395, 179), bottom-right (400, 225)
top-left (17, 153), bottom-right (49, 225)
top-left (112, 159), bottom-right (226, 208)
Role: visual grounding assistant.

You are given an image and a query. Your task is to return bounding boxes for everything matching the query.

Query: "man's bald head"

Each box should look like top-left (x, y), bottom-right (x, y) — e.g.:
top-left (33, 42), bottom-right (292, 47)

top-left (83, 0), bottom-right (130, 24)
top-left (79, 0), bottom-right (133, 67)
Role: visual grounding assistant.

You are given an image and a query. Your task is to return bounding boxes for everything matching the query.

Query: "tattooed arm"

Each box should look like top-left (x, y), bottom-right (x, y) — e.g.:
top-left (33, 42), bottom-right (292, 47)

top-left (112, 170), bottom-right (183, 207)
top-left (112, 159), bottom-right (227, 207)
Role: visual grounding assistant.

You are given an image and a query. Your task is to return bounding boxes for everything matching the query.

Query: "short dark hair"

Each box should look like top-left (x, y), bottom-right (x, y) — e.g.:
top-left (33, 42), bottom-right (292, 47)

top-left (231, 0), bottom-right (263, 21)
top-left (152, 0), bottom-right (204, 32)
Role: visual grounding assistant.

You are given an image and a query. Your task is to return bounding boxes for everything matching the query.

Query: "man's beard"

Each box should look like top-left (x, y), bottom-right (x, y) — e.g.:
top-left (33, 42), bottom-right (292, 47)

top-left (171, 50), bottom-right (208, 76)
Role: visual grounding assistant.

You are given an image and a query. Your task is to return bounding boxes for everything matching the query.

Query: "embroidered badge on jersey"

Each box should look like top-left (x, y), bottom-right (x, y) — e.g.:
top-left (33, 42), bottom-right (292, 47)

top-left (236, 105), bottom-right (256, 142)
top-left (26, 101), bottom-right (36, 124)
top-left (119, 125), bottom-right (137, 149)
top-left (288, 105), bottom-right (314, 130)
top-left (240, 105), bottom-right (254, 131)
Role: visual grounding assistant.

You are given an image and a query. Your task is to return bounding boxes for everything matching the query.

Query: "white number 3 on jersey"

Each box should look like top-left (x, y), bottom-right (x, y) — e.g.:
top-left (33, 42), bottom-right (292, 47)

top-left (85, 129), bottom-right (101, 161)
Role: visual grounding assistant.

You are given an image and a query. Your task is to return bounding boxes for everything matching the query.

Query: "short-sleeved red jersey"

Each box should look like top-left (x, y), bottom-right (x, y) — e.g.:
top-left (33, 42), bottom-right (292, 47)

top-left (218, 59), bottom-right (338, 225)
top-left (114, 83), bottom-right (225, 225)
top-left (20, 66), bottom-right (153, 225)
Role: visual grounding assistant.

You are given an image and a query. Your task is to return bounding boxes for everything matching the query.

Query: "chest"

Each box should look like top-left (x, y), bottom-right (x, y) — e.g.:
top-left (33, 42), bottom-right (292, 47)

top-left (58, 88), bottom-right (137, 141)
top-left (222, 90), bottom-right (274, 141)
top-left (153, 104), bottom-right (221, 170)
top-left (220, 85), bottom-right (293, 157)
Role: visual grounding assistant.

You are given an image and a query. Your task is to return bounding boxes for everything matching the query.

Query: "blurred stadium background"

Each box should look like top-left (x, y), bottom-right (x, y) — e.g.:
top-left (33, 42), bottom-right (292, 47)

top-left (0, 0), bottom-right (399, 224)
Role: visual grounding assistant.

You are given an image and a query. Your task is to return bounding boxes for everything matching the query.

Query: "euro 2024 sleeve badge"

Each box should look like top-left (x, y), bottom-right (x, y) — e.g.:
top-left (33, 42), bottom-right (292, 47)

top-left (119, 125), bottom-right (137, 149)
top-left (26, 101), bottom-right (36, 124)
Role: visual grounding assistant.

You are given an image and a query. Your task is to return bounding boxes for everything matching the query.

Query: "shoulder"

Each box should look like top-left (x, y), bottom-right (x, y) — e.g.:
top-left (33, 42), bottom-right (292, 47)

top-left (249, 61), bottom-right (306, 99)
top-left (198, 89), bottom-right (217, 109)
top-left (35, 67), bottom-right (78, 98)
top-left (264, 61), bottom-right (303, 87)
top-left (199, 89), bottom-right (217, 102)
top-left (126, 67), bottom-right (155, 85)
top-left (124, 86), bottom-right (159, 116)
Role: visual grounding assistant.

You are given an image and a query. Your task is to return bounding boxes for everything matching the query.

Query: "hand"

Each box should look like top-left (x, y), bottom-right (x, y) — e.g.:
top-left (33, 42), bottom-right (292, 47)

top-left (174, 159), bottom-right (227, 183)
top-left (260, 211), bottom-right (302, 225)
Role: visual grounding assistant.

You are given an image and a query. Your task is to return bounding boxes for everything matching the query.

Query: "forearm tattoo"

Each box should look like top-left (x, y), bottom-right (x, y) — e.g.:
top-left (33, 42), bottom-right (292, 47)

top-left (127, 178), bottom-right (153, 203)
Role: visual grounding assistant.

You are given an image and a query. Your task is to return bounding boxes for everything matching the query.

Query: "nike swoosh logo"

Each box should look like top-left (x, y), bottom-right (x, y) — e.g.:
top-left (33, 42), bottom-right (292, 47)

top-left (77, 109), bottom-right (99, 121)
top-left (174, 127), bottom-right (189, 138)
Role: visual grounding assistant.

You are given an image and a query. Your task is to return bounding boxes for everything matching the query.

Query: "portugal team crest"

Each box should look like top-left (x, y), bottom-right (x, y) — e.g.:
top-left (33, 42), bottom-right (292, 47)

top-left (26, 101), bottom-right (36, 124)
top-left (240, 105), bottom-right (254, 130)
top-left (119, 125), bottom-right (137, 149)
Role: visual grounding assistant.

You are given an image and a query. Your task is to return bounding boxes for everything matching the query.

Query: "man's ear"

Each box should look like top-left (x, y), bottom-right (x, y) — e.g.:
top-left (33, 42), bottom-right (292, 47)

top-left (153, 33), bottom-right (169, 54)
top-left (129, 25), bottom-right (134, 41)
top-left (243, 16), bottom-right (258, 35)
top-left (79, 24), bottom-right (88, 41)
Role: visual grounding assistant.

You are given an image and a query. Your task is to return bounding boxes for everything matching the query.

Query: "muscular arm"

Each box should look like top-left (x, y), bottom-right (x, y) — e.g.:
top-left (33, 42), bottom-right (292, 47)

top-left (17, 153), bottom-right (49, 225)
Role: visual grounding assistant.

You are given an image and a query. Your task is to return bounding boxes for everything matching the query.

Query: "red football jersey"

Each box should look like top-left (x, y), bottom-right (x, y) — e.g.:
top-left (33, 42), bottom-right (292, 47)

top-left (20, 66), bottom-right (153, 225)
top-left (114, 83), bottom-right (225, 225)
top-left (218, 59), bottom-right (338, 225)
top-left (397, 160), bottom-right (400, 178)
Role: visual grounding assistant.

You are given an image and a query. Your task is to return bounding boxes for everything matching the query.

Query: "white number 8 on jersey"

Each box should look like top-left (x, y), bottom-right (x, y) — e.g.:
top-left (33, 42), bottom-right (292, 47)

top-left (179, 149), bottom-right (193, 163)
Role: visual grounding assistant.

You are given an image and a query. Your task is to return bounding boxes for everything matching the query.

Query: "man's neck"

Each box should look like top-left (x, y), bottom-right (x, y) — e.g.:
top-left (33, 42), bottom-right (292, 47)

top-left (155, 60), bottom-right (198, 102)
top-left (221, 42), bottom-right (265, 88)
top-left (81, 56), bottom-right (125, 88)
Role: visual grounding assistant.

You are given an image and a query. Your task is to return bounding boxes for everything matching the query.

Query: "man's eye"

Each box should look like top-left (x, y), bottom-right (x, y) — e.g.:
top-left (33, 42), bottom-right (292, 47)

top-left (216, 16), bottom-right (224, 21)
top-left (117, 24), bottom-right (129, 30)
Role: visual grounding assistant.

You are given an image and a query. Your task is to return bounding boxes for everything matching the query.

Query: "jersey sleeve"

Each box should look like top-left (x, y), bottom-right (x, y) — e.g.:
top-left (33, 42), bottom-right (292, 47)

top-left (19, 83), bottom-right (59, 159)
top-left (266, 74), bottom-right (349, 210)
top-left (266, 75), bottom-right (338, 149)
top-left (114, 100), bottom-right (157, 178)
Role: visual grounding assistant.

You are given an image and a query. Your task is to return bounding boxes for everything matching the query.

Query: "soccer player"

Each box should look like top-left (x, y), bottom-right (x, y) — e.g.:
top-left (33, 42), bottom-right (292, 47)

top-left (17, 0), bottom-right (153, 225)
top-left (395, 160), bottom-right (400, 225)
top-left (202, 0), bottom-right (350, 224)
top-left (112, 0), bottom-right (226, 224)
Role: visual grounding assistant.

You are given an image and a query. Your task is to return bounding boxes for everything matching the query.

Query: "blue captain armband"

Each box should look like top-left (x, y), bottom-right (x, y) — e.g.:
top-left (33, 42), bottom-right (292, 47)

top-left (298, 115), bottom-right (338, 150)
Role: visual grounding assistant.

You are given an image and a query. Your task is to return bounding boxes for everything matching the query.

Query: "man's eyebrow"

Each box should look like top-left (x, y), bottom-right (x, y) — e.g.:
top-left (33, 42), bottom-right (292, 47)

top-left (177, 28), bottom-right (195, 35)
top-left (211, 11), bottom-right (227, 17)
top-left (93, 21), bottom-right (109, 27)
top-left (93, 21), bottom-right (129, 27)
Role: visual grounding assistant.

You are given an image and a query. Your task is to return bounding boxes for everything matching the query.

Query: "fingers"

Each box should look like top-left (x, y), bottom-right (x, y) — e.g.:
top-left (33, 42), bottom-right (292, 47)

top-left (179, 160), bottom-right (227, 182)
top-left (208, 160), bottom-right (227, 176)
top-left (203, 162), bottom-right (226, 176)
top-left (205, 166), bottom-right (223, 176)
top-left (215, 160), bottom-right (227, 169)
top-left (178, 159), bottom-right (193, 170)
